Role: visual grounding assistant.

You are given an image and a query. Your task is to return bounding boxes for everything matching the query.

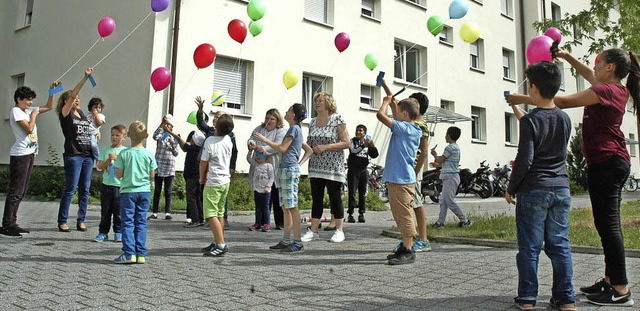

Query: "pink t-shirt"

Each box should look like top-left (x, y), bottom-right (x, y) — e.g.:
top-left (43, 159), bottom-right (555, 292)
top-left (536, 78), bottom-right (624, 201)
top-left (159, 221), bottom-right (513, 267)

top-left (582, 83), bottom-right (630, 165)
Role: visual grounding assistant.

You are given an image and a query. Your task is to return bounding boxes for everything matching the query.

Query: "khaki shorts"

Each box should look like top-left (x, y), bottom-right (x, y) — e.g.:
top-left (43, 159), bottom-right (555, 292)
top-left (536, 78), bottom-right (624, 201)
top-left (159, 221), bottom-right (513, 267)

top-left (387, 182), bottom-right (417, 238)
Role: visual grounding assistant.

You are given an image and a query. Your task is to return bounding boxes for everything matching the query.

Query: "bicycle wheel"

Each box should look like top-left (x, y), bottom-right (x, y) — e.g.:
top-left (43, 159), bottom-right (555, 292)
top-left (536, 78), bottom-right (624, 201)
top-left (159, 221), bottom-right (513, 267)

top-left (625, 178), bottom-right (637, 192)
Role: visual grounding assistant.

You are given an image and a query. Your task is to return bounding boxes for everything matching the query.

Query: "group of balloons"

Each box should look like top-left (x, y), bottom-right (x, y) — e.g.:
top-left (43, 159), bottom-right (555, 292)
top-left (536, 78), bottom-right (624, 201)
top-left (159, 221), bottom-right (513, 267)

top-left (228, 0), bottom-right (267, 44)
top-left (526, 27), bottom-right (563, 64)
top-left (426, 0), bottom-right (480, 44)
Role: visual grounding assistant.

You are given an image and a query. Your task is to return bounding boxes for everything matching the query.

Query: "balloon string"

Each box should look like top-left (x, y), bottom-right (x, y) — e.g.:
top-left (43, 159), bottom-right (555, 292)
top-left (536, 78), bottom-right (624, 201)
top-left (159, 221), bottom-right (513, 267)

top-left (393, 42), bottom-right (418, 63)
top-left (135, 91), bottom-right (156, 122)
top-left (314, 54), bottom-right (340, 94)
top-left (93, 11), bottom-right (153, 68)
top-left (513, 78), bottom-right (528, 93)
top-left (57, 38), bottom-right (101, 81)
top-left (173, 69), bottom-right (198, 104)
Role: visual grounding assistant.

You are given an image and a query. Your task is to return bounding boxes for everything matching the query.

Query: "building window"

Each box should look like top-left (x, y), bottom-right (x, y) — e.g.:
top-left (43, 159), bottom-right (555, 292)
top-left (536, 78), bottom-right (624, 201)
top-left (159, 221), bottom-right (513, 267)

top-left (404, 0), bottom-right (426, 6)
top-left (9, 74), bottom-right (26, 112)
top-left (573, 24), bottom-right (582, 43)
top-left (470, 39), bottom-right (484, 71)
top-left (503, 48), bottom-right (515, 80)
top-left (588, 29), bottom-right (595, 39)
top-left (361, 0), bottom-right (380, 19)
top-left (24, 0), bottom-right (33, 27)
top-left (360, 84), bottom-right (380, 108)
top-left (630, 134), bottom-right (637, 157)
top-left (302, 73), bottom-right (331, 119)
top-left (557, 61), bottom-right (565, 90)
top-left (439, 25), bottom-right (453, 45)
top-left (576, 75), bottom-right (585, 92)
top-left (471, 106), bottom-right (486, 142)
top-left (551, 2), bottom-right (561, 21)
top-left (305, 0), bottom-right (333, 25)
top-left (500, 0), bottom-right (513, 17)
top-left (441, 100), bottom-right (454, 112)
top-left (213, 56), bottom-right (251, 114)
top-left (394, 41), bottom-right (427, 86)
top-left (505, 113), bottom-right (517, 144)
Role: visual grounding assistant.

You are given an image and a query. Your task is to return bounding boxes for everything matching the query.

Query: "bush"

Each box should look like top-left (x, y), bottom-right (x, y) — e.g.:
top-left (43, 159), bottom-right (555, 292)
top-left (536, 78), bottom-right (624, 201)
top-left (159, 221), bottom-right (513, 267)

top-left (567, 127), bottom-right (588, 189)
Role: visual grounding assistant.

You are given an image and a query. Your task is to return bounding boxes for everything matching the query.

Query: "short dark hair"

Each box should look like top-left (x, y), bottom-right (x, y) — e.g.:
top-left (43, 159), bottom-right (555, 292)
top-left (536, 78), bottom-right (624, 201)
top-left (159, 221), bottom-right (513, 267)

top-left (87, 97), bottom-right (104, 111)
top-left (397, 98), bottom-right (419, 121)
top-left (215, 114), bottom-right (234, 136)
top-left (14, 86), bottom-right (36, 105)
top-left (356, 124), bottom-right (367, 134)
top-left (525, 61), bottom-right (561, 99)
top-left (447, 126), bottom-right (461, 141)
top-left (409, 92), bottom-right (429, 115)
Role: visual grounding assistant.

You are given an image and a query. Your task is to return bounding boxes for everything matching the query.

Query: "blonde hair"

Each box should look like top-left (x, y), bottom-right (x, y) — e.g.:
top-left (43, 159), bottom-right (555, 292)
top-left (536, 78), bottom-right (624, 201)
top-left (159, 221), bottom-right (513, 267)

top-left (397, 98), bottom-right (419, 121)
top-left (56, 90), bottom-right (74, 116)
top-left (263, 108), bottom-right (284, 129)
top-left (128, 121), bottom-right (147, 143)
top-left (313, 92), bottom-right (337, 114)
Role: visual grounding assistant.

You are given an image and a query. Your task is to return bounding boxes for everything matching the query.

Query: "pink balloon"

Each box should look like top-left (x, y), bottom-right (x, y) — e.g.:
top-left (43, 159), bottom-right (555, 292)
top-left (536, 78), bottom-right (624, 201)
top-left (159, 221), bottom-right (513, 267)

top-left (150, 67), bottom-right (172, 92)
top-left (97, 17), bottom-right (116, 38)
top-left (544, 27), bottom-right (562, 43)
top-left (334, 32), bottom-right (350, 53)
top-left (526, 35), bottom-right (554, 64)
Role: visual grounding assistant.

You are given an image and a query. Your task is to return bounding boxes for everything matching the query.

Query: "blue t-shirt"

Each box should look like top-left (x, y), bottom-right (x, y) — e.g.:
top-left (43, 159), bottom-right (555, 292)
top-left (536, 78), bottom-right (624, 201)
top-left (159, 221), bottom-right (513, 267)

top-left (280, 125), bottom-right (303, 168)
top-left (383, 120), bottom-right (421, 184)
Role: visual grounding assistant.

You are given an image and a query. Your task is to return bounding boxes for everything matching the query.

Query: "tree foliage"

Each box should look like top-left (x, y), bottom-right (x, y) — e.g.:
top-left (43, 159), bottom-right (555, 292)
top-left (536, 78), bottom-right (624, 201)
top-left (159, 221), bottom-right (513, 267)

top-left (533, 0), bottom-right (640, 62)
top-left (567, 127), bottom-right (588, 190)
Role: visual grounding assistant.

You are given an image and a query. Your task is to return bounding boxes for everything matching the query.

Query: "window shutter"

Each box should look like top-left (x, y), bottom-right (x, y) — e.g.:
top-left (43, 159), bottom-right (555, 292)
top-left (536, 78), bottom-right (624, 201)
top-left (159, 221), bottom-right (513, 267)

top-left (305, 0), bottom-right (327, 23)
top-left (213, 57), bottom-right (246, 108)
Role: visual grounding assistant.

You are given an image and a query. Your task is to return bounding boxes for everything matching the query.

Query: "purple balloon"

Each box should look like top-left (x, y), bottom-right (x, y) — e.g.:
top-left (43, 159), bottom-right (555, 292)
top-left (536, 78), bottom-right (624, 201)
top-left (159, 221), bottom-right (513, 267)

top-left (334, 32), bottom-right (350, 53)
top-left (151, 0), bottom-right (170, 12)
top-left (544, 27), bottom-right (562, 43)
top-left (526, 35), bottom-right (554, 64)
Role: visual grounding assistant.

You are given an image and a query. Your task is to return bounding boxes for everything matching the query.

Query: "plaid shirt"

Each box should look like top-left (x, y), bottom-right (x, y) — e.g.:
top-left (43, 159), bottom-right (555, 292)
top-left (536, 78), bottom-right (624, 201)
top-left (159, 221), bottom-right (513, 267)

top-left (153, 127), bottom-right (179, 177)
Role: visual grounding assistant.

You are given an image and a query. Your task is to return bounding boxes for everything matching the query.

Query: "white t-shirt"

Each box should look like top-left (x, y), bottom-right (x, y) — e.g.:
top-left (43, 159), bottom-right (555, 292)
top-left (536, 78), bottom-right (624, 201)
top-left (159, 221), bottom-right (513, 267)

top-left (87, 113), bottom-right (105, 135)
top-left (200, 135), bottom-right (232, 186)
top-left (10, 106), bottom-right (39, 156)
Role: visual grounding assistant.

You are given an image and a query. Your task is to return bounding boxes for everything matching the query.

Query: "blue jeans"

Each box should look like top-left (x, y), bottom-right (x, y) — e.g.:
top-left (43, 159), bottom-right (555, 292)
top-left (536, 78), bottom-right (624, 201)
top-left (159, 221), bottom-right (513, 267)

top-left (516, 187), bottom-right (574, 303)
top-left (254, 191), bottom-right (271, 225)
top-left (58, 155), bottom-right (93, 225)
top-left (120, 192), bottom-right (150, 257)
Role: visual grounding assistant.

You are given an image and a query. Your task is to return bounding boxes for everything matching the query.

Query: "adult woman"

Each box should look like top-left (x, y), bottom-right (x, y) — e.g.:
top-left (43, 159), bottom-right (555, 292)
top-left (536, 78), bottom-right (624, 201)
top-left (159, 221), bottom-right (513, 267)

top-left (248, 109), bottom-right (286, 230)
top-left (57, 68), bottom-right (93, 232)
top-left (300, 92), bottom-right (349, 243)
top-left (508, 48), bottom-right (639, 307)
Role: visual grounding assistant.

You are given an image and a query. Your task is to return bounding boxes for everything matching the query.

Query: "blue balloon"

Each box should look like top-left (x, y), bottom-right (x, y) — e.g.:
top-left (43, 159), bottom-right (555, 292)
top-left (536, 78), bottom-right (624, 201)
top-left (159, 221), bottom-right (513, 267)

top-left (449, 0), bottom-right (469, 19)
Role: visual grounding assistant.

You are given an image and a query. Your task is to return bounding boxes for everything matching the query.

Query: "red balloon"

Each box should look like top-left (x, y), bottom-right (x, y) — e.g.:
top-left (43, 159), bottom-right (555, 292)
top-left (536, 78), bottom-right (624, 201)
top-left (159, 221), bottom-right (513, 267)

top-left (228, 19), bottom-right (247, 44)
top-left (193, 43), bottom-right (217, 69)
top-left (150, 67), bottom-right (172, 92)
top-left (334, 32), bottom-right (350, 53)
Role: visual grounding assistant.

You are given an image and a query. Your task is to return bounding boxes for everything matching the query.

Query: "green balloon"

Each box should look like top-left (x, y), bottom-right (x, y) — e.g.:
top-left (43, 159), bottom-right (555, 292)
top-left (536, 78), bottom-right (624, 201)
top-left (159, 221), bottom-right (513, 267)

top-left (247, 0), bottom-right (266, 21)
top-left (187, 110), bottom-right (198, 125)
top-left (427, 15), bottom-right (444, 36)
top-left (249, 20), bottom-right (264, 37)
top-left (364, 53), bottom-right (379, 71)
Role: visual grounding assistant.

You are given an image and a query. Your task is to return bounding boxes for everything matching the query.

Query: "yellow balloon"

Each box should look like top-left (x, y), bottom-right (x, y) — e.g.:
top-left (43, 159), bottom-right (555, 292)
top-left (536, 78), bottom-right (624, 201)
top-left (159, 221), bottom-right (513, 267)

top-left (283, 69), bottom-right (299, 90)
top-left (459, 22), bottom-right (480, 43)
top-left (211, 90), bottom-right (225, 106)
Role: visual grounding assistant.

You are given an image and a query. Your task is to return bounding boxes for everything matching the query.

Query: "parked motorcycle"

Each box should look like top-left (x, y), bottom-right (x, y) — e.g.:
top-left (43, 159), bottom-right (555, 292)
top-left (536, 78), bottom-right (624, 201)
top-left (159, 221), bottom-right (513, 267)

top-left (421, 160), bottom-right (494, 203)
top-left (491, 162), bottom-right (511, 197)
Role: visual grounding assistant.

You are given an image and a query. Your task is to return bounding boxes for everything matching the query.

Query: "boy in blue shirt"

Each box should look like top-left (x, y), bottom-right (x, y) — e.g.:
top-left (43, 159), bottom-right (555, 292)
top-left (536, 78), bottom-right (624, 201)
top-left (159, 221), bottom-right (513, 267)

top-left (376, 96), bottom-right (421, 265)
top-left (113, 121), bottom-right (158, 264)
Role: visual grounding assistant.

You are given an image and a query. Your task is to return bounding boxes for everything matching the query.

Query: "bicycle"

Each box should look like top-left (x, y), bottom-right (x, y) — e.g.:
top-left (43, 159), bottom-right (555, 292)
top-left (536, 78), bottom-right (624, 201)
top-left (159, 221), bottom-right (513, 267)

top-left (367, 164), bottom-right (388, 202)
top-left (624, 174), bottom-right (638, 192)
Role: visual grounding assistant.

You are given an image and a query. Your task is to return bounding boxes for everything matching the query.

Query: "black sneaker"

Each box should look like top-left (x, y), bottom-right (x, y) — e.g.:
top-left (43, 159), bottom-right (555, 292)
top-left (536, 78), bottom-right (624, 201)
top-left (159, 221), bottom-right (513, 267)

top-left (281, 243), bottom-right (304, 253)
top-left (201, 243), bottom-right (217, 253)
top-left (165, 214), bottom-right (172, 220)
top-left (458, 220), bottom-right (472, 228)
top-left (203, 245), bottom-right (228, 257)
top-left (183, 222), bottom-right (201, 228)
top-left (0, 227), bottom-right (22, 237)
top-left (358, 214), bottom-right (365, 223)
top-left (388, 247), bottom-right (415, 265)
top-left (269, 241), bottom-right (291, 250)
top-left (15, 226), bottom-right (30, 234)
top-left (146, 214), bottom-right (158, 220)
top-left (585, 284), bottom-right (634, 307)
top-left (580, 278), bottom-right (608, 295)
top-left (347, 215), bottom-right (356, 223)
top-left (432, 222), bottom-right (445, 228)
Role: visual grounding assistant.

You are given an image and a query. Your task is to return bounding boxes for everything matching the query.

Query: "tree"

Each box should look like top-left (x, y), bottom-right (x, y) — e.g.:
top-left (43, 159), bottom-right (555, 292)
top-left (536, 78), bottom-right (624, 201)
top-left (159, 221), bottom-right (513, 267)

top-left (533, 0), bottom-right (640, 62)
top-left (566, 127), bottom-right (588, 190)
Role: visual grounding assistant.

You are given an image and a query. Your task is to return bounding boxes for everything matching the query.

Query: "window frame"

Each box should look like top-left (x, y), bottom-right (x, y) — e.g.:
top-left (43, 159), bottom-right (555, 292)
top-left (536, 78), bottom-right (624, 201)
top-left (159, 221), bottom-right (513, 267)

top-left (304, 0), bottom-right (334, 26)
top-left (505, 112), bottom-right (517, 145)
top-left (502, 48), bottom-right (515, 80)
top-left (630, 133), bottom-right (637, 157)
top-left (438, 25), bottom-right (454, 46)
top-left (394, 41), bottom-right (427, 86)
top-left (212, 56), bottom-right (251, 115)
top-left (301, 73), bottom-right (332, 119)
top-left (360, 84), bottom-right (380, 109)
top-left (557, 61), bottom-right (565, 90)
top-left (500, 0), bottom-right (513, 18)
top-left (471, 106), bottom-right (486, 142)
top-left (551, 2), bottom-right (561, 21)
top-left (361, 0), bottom-right (381, 20)
top-left (470, 39), bottom-right (485, 71)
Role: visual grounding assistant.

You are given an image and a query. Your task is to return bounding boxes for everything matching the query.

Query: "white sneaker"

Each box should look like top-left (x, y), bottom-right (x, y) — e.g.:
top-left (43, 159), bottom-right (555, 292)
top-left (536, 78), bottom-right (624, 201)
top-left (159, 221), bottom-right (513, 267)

top-left (184, 218), bottom-right (192, 224)
top-left (330, 229), bottom-right (345, 243)
top-left (301, 228), bottom-right (319, 242)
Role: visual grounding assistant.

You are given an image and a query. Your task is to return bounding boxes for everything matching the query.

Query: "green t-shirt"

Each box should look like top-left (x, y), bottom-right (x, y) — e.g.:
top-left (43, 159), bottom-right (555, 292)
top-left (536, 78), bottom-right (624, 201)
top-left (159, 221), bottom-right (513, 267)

top-left (114, 147), bottom-right (158, 193)
top-left (99, 145), bottom-right (126, 187)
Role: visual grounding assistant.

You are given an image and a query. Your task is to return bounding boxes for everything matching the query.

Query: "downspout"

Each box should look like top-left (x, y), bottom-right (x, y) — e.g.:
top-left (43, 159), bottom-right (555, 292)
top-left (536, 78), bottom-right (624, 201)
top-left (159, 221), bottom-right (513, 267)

top-left (168, 0), bottom-right (182, 114)
top-left (519, 0), bottom-right (528, 97)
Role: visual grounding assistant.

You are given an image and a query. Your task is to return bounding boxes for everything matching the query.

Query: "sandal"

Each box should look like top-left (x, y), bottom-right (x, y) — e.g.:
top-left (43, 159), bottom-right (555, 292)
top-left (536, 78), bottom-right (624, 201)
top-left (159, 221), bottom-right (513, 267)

top-left (514, 298), bottom-right (536, 311)
top-left (76, 223), bottom-right (87, 232)
top-left (58, 224), bottom-right (70, 232)
top-left (549, 298), bottom-right (577, 311)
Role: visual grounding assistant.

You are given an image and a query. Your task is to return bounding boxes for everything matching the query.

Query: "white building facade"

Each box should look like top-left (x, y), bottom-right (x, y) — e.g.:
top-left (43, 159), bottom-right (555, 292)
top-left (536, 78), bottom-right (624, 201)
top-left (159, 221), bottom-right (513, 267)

top-left (1, 0), bottom-right (637, 175)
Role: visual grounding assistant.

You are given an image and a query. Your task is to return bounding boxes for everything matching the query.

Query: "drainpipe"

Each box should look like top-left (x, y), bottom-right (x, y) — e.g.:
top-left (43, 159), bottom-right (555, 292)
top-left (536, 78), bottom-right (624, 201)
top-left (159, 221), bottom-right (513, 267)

top-left (518, 0), bottom-right (527, 97)
top-left (168, 0), bottom-right (182, 114)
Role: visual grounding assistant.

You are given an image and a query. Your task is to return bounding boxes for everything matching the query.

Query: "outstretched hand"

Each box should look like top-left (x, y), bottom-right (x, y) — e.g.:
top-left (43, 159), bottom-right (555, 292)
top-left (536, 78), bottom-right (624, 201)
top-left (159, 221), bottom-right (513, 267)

top-left (194, 96), bottom-right (205, 111)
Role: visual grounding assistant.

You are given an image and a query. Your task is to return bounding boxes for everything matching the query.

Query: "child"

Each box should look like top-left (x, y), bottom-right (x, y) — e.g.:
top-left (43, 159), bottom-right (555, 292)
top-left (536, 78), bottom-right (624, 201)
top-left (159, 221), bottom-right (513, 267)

top-left (87, 98), bottom-right (105, 160)
top-left (113, 121), bottom-right (157, 264)
top-left (247, 151), bottom-right (274, 232)
top-left (376, 96), bottom-right (421, 265)
top-left (94, 124), bottom-right (127, 242)
top-left (148, 114), bottom-right (179, 220)
top-left (430, 127), bottom-right (471, 228)
top-left (253, 103), bottom-right (311, 253)
top-left (505, 61), bottom-right (575, 311)
top-left (346, 124), bottom-right (378, 223)
top-left (199, 114), bottom-right (234, 257)
top-left (1, 82), bottom-right (58, 237)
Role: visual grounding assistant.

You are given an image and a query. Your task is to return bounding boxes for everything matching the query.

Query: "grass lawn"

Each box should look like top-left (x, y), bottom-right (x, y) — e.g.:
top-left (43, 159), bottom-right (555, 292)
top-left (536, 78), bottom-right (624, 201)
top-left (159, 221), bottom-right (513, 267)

top-left (429, 199), bottom-right (640, 249)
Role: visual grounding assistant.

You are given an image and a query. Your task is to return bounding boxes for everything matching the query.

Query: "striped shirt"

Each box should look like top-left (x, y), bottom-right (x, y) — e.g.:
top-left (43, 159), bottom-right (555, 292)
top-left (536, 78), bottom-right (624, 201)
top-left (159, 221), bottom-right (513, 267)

top-left (440, 143), bottom-right (460, 177)
top-left (153, 127), bottom-right (179, 177)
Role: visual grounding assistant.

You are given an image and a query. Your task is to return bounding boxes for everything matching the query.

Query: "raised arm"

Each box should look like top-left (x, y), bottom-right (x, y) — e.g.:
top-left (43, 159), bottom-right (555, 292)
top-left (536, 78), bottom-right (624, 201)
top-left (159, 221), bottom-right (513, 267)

top-left (376, 96), bottom-right (394, 129)
top-left (39, 81), bottom-right (59, 114)
top-left (554, 89), bottom-right (601, 109)
top-left (556, 49), bottom-right (597, 85)
top-left (61, 68), bottom-right (92, 117)
top-left (194, 96), bottom-right (213, 134)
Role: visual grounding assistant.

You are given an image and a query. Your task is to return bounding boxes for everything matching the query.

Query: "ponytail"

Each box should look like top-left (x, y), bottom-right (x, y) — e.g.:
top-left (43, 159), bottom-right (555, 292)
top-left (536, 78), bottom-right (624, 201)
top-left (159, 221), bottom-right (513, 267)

top-left (628, 51), bottom-right (640, 116)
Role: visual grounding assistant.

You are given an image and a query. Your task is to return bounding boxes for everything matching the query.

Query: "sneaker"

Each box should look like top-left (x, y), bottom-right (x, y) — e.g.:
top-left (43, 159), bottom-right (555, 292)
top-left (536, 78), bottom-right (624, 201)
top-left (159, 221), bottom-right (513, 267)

top-left (281, 243), bottom-right (304, 253)
top-left (136, 256), bottom-right (146, 264)
top-left (203, 245), bottom-right (229, 257)
top-left (388, 247), bottom-right (415, 265)
top-left (432, 222), bottom-right (445, 228)
top-left (183, 222), bottom-right (201, 228)
top-left (201, 243), bottom-right (217, 253)
top-left (94, 233), bottom-right (108, 242)
top-left (249, 223), bottom-right (260, 231)
top-left (15, 226), bottom-right (30, 234)
top-left (329, 229), bottom-right (345, 243)
top-left (513, 298), bottom-right (536, 311)
top-left (274, 225), bottom-right (282, 230)
top-left (0, 227), bottom-right (22, 237)
top-left (413, 238), bottom-right (432, 253)
top-left (347, 215), bottom-right (356, 223)
top-left (358, 214), bottom-right (366, 223)
top-left (549, 297), bottom-right (576, 311)
top-left (201, 222), bottom-right (211, 230)
top-left (261, 224), bottom-right (271, 232)
top-left (269, 241), bottom-right (291, 250)
top-left (184, 218), bottom-right (192, 224)
top-left (113, 253), bottom-right (137, 264)
top-left (390, 241), bottom-right (405, 258)
top-left (580, 278), bottom-right (608, 295)
top-left (458, 219), bottom-right (472, 228)
top-left (165, 214), bottom-right (172, 220)
top-left (301, 228), bottom-right (319, 242)
top-left (585, 284), bottom-right (634, 307)
top-left (114, 233), bottom-right (122, 242)
top-left (146, 214), bottom-right (158, 220)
